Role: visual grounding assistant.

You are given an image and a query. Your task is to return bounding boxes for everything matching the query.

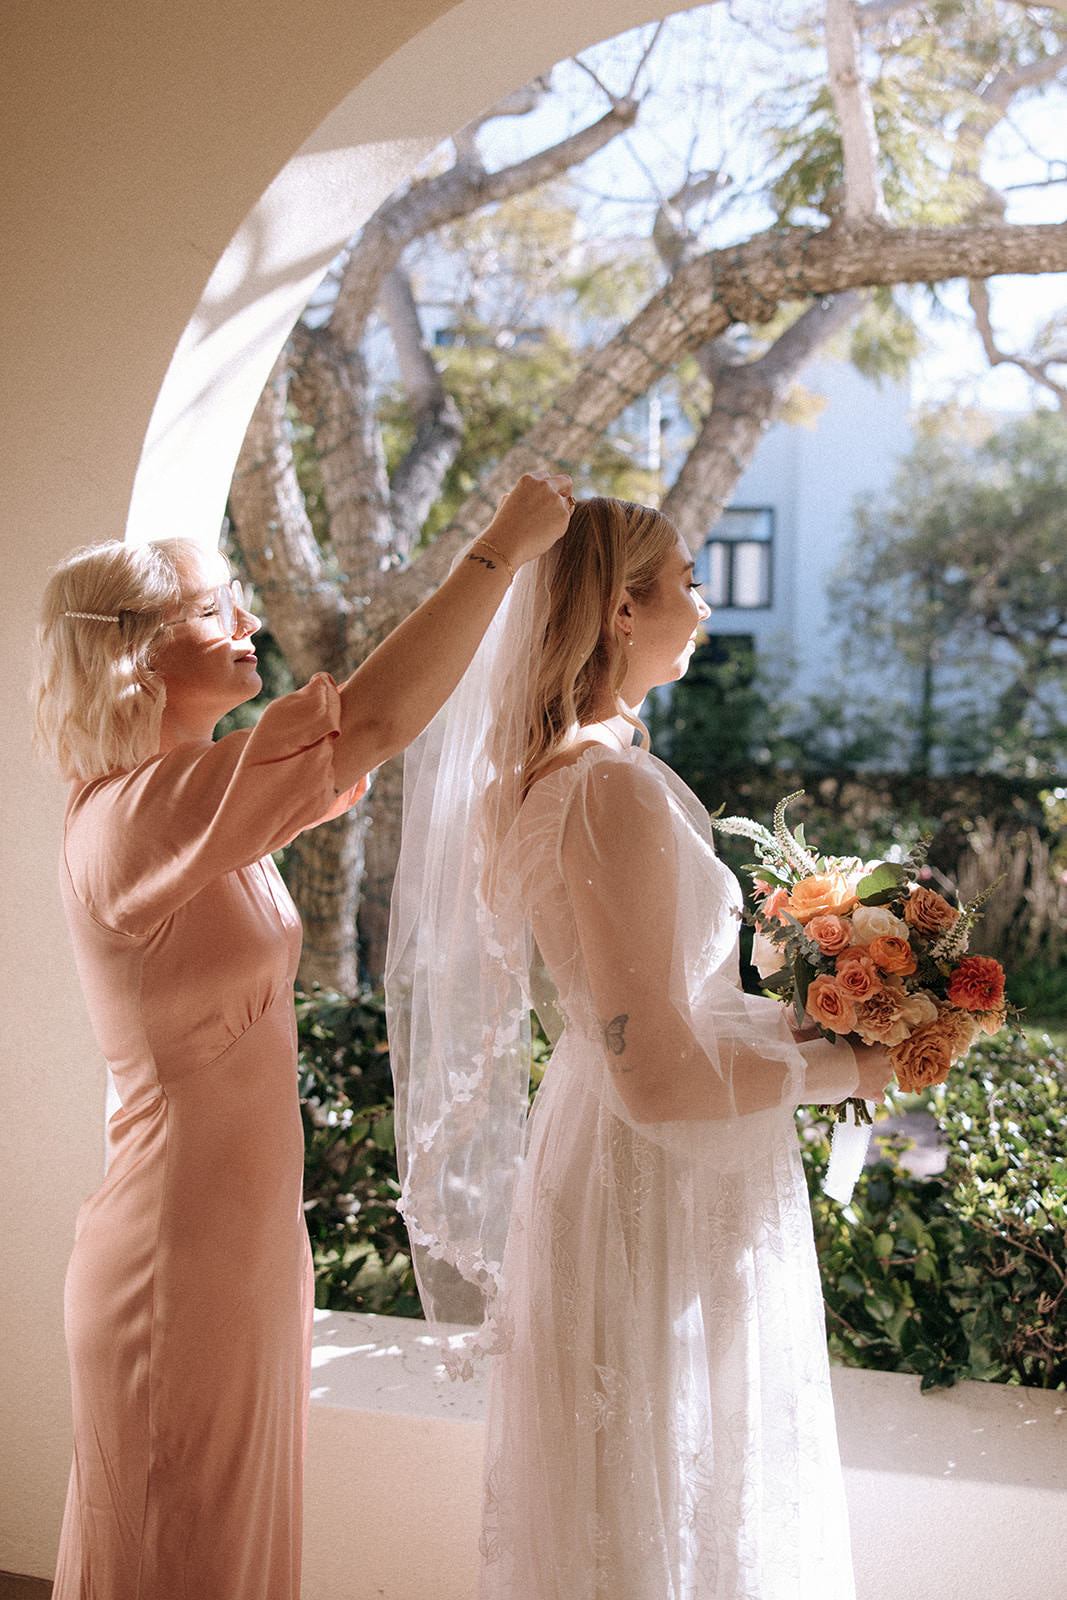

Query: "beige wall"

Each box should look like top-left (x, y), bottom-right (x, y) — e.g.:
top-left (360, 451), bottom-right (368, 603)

top-left (0, 0), bottom-right (666, 1577)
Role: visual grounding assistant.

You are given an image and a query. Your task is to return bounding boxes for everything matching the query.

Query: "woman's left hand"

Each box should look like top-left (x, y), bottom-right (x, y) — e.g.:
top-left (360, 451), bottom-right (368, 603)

top-left (483, 471), bottom-right (573, 568)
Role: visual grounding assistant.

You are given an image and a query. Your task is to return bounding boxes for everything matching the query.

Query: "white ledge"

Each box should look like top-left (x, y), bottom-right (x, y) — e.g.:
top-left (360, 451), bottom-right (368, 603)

top-left (304, 1310), bottom-right (1066, 1600)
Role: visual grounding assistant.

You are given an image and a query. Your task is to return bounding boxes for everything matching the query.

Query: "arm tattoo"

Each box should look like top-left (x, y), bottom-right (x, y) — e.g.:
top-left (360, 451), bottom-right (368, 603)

top-left (601, 1013), bottom-right (632, 1070)
top-left (467, 550), bottom-right (499, 574)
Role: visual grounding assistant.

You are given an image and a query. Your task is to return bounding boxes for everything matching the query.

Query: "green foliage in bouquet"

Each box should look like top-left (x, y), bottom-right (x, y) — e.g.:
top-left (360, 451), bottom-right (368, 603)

top-left (804, 1031), bottom-right (1067, 1391)
top-left (297, 986), bottom-right (420, 1316)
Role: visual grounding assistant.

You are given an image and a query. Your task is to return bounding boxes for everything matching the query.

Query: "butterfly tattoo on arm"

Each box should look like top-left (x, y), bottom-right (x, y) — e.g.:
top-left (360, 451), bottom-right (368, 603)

top-left (600, 1013), bottom-right (632, 1071)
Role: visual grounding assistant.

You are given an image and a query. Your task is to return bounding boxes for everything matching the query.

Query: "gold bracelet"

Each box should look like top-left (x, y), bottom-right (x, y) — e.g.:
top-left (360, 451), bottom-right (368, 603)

top-left (471, 539), bottom-right (516, 584)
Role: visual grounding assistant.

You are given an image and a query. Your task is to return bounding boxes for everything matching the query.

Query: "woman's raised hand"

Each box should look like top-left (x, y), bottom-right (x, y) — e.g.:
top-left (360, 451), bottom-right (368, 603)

top-left (483, 472), bottom-right (574, 568)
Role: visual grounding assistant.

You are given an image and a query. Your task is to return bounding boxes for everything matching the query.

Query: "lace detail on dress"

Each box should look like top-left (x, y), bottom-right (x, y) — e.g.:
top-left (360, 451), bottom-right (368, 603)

top-left (474, 748), bottom-right (855, 1600)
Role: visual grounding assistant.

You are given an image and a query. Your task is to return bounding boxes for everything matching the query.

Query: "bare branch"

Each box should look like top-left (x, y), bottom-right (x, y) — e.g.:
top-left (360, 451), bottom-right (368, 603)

top-left (330, 98), bottom-right (640, 349)
top-left (378, 268), bottom-right (464, 553)
top-left (452, 77), bottom-right (553, 166)
top-left (625, 20), bottom-right (666, 97)
top-left (826, 0), bottom-right (888, 219)
top-left (968, 279), bottom-right (1067, 411)
top-left (652, 171), bottom-right (730, 271)
top-left (857, 0), bottom-right (919, 24)
top-left (661, 292), bottom-right (866, 547)
top-left (369, 216), bottom-right (1067, 621)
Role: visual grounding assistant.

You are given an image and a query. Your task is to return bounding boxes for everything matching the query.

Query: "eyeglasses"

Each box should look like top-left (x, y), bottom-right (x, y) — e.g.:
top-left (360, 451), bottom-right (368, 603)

top-left (170, 580), bottom-right (251, 637)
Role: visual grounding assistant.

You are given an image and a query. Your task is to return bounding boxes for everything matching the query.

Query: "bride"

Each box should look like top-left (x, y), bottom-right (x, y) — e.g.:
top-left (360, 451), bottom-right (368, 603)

top-left (386, 496), bottom-right (891, 1599)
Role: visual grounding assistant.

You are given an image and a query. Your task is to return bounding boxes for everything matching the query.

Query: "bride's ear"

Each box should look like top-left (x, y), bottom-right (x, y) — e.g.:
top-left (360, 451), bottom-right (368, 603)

top-left (613, 590), bottom-right (635, 645)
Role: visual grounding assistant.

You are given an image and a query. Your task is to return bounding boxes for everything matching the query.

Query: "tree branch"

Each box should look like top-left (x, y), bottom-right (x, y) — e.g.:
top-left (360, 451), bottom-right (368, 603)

top-left (368, 216), bottom-right (1067, 624)
top-left (330, 98), bottom-right (641, 350)
top-left (661, 292), bottom-right (866, 547)
top-left (826, 0), bottom-right (888, 219)
top-left (968, 280), bottom-right (1067, 411)
top-left (377, 267), bottom-right (464, 553)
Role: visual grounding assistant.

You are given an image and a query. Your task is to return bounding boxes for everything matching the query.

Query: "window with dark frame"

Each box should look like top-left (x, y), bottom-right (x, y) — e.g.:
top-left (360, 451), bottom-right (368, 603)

top-left (695, 507), bottom-right (774, 610)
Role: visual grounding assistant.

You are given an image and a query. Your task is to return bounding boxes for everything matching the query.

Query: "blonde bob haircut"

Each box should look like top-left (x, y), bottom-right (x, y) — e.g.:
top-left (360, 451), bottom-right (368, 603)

top-left (522, 496), bottom-right (679, 791)
top-left (32, 537), bottom-right (223, 783)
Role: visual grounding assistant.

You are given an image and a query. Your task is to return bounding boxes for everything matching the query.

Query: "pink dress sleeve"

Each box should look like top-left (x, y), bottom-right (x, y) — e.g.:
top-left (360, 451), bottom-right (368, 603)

top-left (64, 673), bottom-right (367, 934)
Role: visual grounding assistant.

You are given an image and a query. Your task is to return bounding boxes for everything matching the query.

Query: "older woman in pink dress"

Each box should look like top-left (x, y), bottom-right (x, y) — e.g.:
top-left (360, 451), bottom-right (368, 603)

top-left (32, 472), bottom-right (571, 1600)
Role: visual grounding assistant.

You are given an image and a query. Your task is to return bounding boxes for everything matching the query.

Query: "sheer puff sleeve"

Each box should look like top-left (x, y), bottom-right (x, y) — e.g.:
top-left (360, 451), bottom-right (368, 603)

top-left (552, 750), bottom-right (858, 1128)
top-left (65, 673), bottom-right (368, 934)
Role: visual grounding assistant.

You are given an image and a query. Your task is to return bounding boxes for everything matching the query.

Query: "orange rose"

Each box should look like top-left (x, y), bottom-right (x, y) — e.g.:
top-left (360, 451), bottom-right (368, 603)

top-left (890, 1021), bottom-right (954, 1091)
top-left (834, 948), bottom-right (881, 1001)
top-left (805, 975), bottom-right (857, 1034)
top-left (867, 934), bottom-right (917, 976)
top-left (946, 955), bottom-right (1006, 1013)
top-left (806, 913), bottom-right (853, 956)
top-left (903, 887), bottom-right (959, 936)
top-left (787, 872), bottom-right (858, 925)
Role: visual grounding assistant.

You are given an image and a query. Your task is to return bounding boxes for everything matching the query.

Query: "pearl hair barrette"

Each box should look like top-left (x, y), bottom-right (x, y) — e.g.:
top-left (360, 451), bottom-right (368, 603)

top-left (63, 610), bottom-right (122, 622)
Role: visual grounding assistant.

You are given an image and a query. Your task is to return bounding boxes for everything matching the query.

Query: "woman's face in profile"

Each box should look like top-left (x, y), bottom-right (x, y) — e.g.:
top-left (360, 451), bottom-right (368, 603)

top-left (151, 553), bottom-right (262, 730)
top-left (625, 532), bottom-right (712, 693)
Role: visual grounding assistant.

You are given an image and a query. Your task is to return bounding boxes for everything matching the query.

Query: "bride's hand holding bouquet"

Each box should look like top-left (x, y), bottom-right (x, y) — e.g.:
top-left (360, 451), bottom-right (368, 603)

top-left (713, 792), bottom-right (1009, 1127)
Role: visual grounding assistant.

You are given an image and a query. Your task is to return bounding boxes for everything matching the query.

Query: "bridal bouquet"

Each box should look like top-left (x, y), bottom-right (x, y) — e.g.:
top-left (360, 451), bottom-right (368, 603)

top-left (712, 792), bottom-right (1009, 1117)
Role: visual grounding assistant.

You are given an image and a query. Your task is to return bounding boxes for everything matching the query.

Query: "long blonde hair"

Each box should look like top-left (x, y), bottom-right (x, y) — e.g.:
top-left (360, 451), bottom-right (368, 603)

top-left (32, 538), bottom-right (219, 782)
top-left (521, 496), bottom-right (678, 791)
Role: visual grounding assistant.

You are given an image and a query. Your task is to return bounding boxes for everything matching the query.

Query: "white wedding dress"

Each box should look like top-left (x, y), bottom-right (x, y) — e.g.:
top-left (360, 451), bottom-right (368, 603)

top-left (477, 743), bottom-right (857, 1600)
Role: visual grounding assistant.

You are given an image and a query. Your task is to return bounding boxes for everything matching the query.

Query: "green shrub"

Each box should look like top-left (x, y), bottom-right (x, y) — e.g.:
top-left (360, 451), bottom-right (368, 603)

top-left (297, 987), bottom-right (419, 1316)
top-left (300, 991), bottom-right (1067, 1388)
top-left (804, 1030), bottom-right (1067, 1390)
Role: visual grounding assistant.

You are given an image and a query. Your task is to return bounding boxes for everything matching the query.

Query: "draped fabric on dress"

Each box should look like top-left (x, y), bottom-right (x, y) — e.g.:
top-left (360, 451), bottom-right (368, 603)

top-left (486, 748), bottom-right (857, 1600)
top-left (387, 553), bottom-right (858, 1599)
top-left (482, 747), bottom-right (858, 1600)
top-left (52, 675), bottom-right (364, 1600)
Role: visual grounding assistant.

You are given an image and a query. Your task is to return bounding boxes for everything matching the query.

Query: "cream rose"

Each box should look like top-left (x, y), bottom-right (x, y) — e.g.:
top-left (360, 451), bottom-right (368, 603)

top-left (896, 987), bottom-right (939, 1030)
top-left (751, 931), bottom-right (787, 980)
top-left (850, 903), bottom-right (909, 943)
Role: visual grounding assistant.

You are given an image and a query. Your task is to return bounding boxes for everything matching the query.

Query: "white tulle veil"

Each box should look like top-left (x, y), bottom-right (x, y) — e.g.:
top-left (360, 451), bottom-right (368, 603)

top-left (385, 551), bottom-right (555, 1371)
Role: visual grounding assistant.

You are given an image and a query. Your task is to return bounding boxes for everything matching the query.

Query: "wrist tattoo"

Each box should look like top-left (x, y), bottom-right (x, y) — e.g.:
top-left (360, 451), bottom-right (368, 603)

top-left (601, 1013), bottom-right (631, 1069)
top-left (468, 550), bottom-right (499, 574)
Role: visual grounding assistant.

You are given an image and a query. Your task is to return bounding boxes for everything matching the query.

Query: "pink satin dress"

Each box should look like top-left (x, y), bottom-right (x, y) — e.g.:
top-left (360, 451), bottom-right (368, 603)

top-left (51, 676), bottom-right (365, 1600)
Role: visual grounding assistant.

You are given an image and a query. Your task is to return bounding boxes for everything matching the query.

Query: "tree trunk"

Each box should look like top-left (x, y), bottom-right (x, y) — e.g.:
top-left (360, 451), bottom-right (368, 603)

top-left (359, 754), bottom-right (406, 983)
top-left (287, 810), bottom-right (368, 994)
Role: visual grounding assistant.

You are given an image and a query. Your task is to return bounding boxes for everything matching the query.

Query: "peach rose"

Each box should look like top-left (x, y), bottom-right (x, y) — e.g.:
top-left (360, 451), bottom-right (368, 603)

top-left (834, 948), bottom-right (881, 1002)
top-left (805, 975), bottom-right (857, 1035)
top-left (903, 887), bottom-right (959, 936)
top-left (890, 1020), bottom-right (954, 1091)
top-left (946, 955), bottom-right (1006, 1013)
top-left (854, 980), bottom-right (910, 1046)
top-left (787, 872), bottom-right (858, 925)
top-left (850, 903), bottom-right (909, 943)
top-left (867, 934), bottom-right (917, 976)
top-left (806, 913), bottom-right (853, 956)
top-left (760, 886), bottom-right (791, 923)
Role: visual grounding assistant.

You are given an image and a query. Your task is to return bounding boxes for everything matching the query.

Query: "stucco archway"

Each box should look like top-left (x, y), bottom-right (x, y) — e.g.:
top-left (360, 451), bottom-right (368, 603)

top-left (0, 0), bottom-right (671, 1576)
